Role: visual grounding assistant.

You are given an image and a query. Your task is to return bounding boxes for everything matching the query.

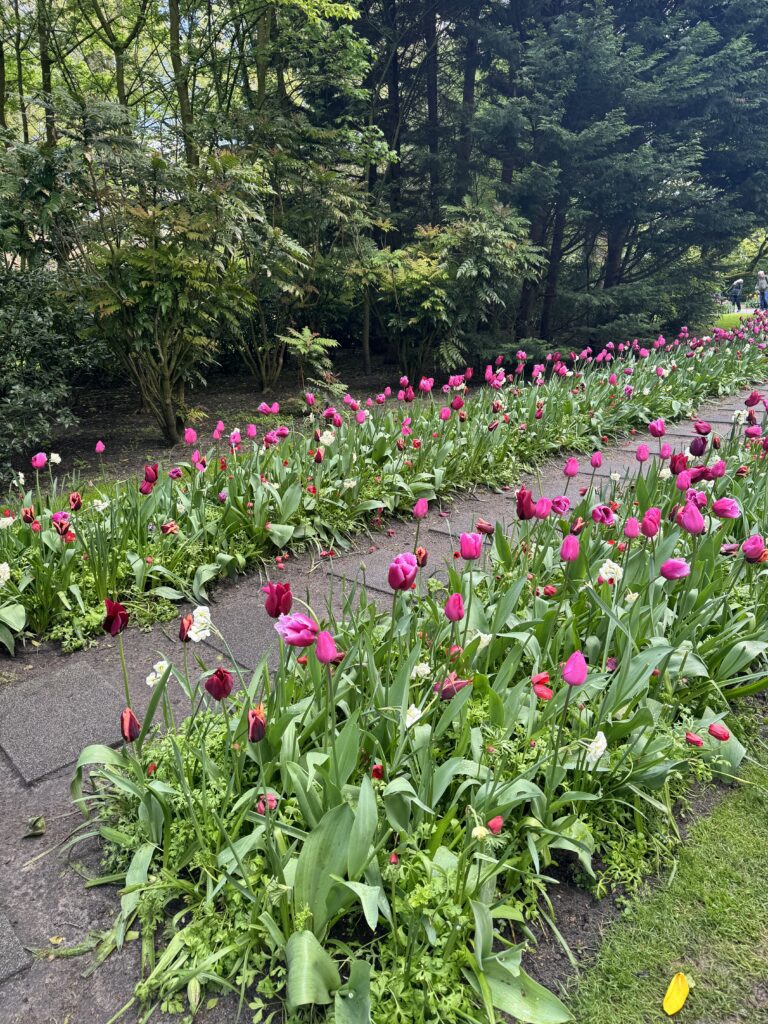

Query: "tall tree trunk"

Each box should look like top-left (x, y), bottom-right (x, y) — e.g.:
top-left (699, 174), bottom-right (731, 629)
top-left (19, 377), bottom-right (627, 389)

top-left (12, 0), bottom-right (28, 143)
top-left (114, 46), bottom-right (127, 106)
top-left (37, 0), bottom-right (56, 145)
top-left (168, 0), bottom-right (197, 166)
top-left (515, 212), bottom-right (547, 337)
top-left (361, 285), bottom-right (371, 374)
top-left (0, 36), bottom-right (7, 132)
top-left (603, 221), bottom-right (627, 288)
top-left (382, 0), bottom-right (401, 218)
top-left (538, 193), bottom-right (568, 341)
top-left (452, 0), bottom-right (480, 201)
top-left (424, 7), bottom-right (439, 221)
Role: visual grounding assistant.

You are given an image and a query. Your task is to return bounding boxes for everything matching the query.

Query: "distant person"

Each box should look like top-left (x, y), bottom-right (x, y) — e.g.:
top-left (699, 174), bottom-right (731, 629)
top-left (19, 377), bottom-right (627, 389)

top-left (729, 278), bottom-right (744, 312)
top-left (758, 270), bottom-right (768, 310)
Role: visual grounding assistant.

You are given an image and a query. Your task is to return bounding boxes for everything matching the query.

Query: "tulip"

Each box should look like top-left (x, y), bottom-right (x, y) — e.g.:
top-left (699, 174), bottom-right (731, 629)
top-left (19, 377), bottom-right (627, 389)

top-left (248, 704), bottom-right (267, 742)
top-left (262, 581), bottom-right (293, 618)
top-left (563, 457), bottom-right (579, 477)
top-left (710, 459), bottom-right (726, 478)
top-left (371, 764), bottom-right (384, 780)
top-left (388, 552), bottom-right (418, 591)
top-left (161, 520), bottom-right (178, 535)
top-left (434, 672), bottom-right (471, 699)
top-left (415, 545), bottom-right (428, 567)
top-left (636, 444), bottom-right (649, 463)
top-left (685, 731), bottom-right (703, 747)
top-left (120, 707), bottom-right (141, 744)
top-left (648, 418), bottom-right (666, 438)
top-left (660, 442), bottom-right (672, 459)
top-left (624, 516), bottom-right (640, 538)
top-left (708, 722), bottom-right (730, 742)
top-left (95, 440), bottom-right (106, 454)
top-left (103, 599), bottom-right (129, 636)
top-left (563, 651), bottom-right (588, 686)
top-left (678, 502), bottom-right (706, 535)
top-left (689, 436), bottom-right (707, 457)
top-left (179, 613), bottom-right (194, 642)
top-left (256, 793), bottom-right (278, 815)
top-left (315, 630), bottom-right (338, 664)
top-left (532, 678), bottom-right (554, 700)
top-left (591, 504), bottom-right (615, 526)
top-left (413, 498), bottom-right (429, 519)
top-left (144, 463), bottom-right (159, 484)
top-left (444, 593), bottom-right (465, 621)
top-left (31, 452), bottom-right (47, 469)
top-left (487, 815), bottom-right (504, 835)
top-left (742, 534), bottom-right (766, 562)
top-left (459, 532), bottom-right (483, 560)
top-left (693, 419), bottom-right (711, 435)
top-left (184, 427), bottom-right (197, 445)
top-left (535, 497), bottom-right (552, 519)
top-left (640, 507), bottom-right (661, 537)
top-left (515, 486), bottom-right (536, 520)
top-left (476, 518), bottom-right (494, 535)
top-left (551, 496), bottom-right (570, 516)
top-left (712, 497), bottom-right (740, 519)
top-left (590, 451), bottom-right (602, 469)
top-left (69, 491), bottom-right (82, 511)
top-left (560, 534), bottom-right (579, 561)
top-left (660, 558), bottom-right (690, 580)
top-left (205, 666), bottom-right (235, 701)
top-left (744, 390), bottom-right (762, 407)
top-left (138, 481), bottom-right (154, 496)
top-left (274, 612), bottom-right (319, 647)
top-left (21, 506), bottom-right (35, 524)
top-left (168, 467), bottom-right (183, 479)
top-left (669, 453), bottom-right (688, 475)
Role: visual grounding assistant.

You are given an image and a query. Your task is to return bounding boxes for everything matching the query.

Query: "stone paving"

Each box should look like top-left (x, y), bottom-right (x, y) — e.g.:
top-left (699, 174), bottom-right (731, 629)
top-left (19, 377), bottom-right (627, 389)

top-left (0, 387), bottom-right (757, 1023)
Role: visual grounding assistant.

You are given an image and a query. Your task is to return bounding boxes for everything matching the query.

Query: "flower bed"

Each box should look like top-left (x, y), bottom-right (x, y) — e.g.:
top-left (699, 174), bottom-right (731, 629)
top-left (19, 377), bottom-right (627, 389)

top-left (2, 319), bottom-right (767, 655)
top-left (72, 384), bottom-right (768, 1023)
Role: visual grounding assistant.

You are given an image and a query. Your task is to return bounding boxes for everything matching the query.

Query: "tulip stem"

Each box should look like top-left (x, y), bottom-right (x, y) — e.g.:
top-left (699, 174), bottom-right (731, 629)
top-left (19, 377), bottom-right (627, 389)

top-left (544, 685), bottom-right (574, 825)
top-left (118, 633), bottom-right (132, 709)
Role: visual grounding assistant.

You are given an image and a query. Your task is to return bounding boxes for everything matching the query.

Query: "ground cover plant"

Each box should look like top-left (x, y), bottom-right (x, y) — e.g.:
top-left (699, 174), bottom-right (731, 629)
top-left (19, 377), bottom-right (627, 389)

top-left (69, 379), bottom-right (768, 1023)
top-left (1, 316), bottom-right (768, 656)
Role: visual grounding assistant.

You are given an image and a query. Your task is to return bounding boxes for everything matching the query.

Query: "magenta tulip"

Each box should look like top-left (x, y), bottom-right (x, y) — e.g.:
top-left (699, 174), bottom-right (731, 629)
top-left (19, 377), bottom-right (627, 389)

top-left (184, 427), bottom-right (197, 445)
top-left (678, 502), bottom-right (706, 535)
top-left (413, 498), bottom-right (429, 519)
top-left (95, 440), bottom-right (106, 454)
top-left (636, 444), bottom-right (649, 463)
top-left (262, 581), bottom-right (293, 618)
top-left (624, 517), bottom-right (640, 538)
top-left (742, 534), bottom-right (766, 562)
top-left (563, 457), bottom-right (579, 477)
top-left (648, 418), bottom-right (666, 438)
top-left (660, 558), bottom-right (690, 580)
top-left (563, 651), bottom-right (588, 686)
top-left (560, 534), bottom-right (579, 561)
top-left (388, 552), bottom-right (418, 591)
top-left (459, 532), bottom-right (483, 559)
top-left (444, 593), bottom-right (465, 621)
top-left (590, 451), bottom-right (603, 469)
top-left (274, 613), bottom-right (319, 647)
top-left (712, 497), bottom-right (740, 519)
top-left (315, 630), bottom-right (339, 664)
top-left (640, 508), bottom-right (661, 538)
top-left (433, 672), bottom-right (472, 699)
top-left (31, 452), bottom-right (47, 469)
top-left (535, 497), bottom-right (553, 519)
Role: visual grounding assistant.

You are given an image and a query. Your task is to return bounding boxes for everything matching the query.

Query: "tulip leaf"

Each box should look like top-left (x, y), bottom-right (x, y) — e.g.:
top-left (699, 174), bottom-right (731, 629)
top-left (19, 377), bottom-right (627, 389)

top-left (285, 930), bottom-right (341, 1009)
top-left (294, 803), bottom-right (353, 933)
top-left (347, 775), bottom-right (377, 880)
top-left (466, 960), bottom-right (574, 1023)
top-left (334, 959), bottom-right (371, 1024)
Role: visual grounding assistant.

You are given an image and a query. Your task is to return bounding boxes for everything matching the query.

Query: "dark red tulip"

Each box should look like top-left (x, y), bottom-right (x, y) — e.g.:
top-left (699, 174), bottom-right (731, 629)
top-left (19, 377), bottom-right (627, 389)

top-left (515, 486), bottom-right (536, 520)
top-left (103, 599), bottom-right (129, 636)
top-left (138, 481), bottom-right (154, 496)
top-left (68, 491), bottom-right (82, 511)
top-left (205, 666), bottom-right (234, 701)
top-left (144, 463), bottom-right (159, 484)
top-left (248, 704), bottom-right (267, 742)
top-left (120, 707), bottom-right (141, 743)
top-left (21, 506), bottom-right (35, 524)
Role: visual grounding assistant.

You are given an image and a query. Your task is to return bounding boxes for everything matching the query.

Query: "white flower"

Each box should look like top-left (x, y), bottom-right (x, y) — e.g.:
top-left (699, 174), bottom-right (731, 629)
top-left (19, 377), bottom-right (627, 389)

top-left (0, 563), bottom-right (10, 587)
top-left (405, 703), bottom-right (422, 728)
top-left (50, 453), bottom-right (61, 465)
top-left (146, 659), bottom-right (170, 687)
top-left (0, 517), bottom-right (14, 530)
top-left (586, 730), bottom-right (608, 766)
top-left (93, 499), bottom-right (110, 513)
top-left (471, 825), bottom-right (489, 841)
top-left (319, 430), bottom-right (336, 446)
top-left (642, 387), bottom-right (651, 396)
top-left (342, 479), bottom-right (356, 490)
top-left (732, 409), bottom-right (747, 425)
top-left (188, 605), bottom-right (212, 642)
top-left (14, 473), bottom-right (24, 488)
top-left (411, 663), bottom-right (431, 680)
top-left (475, 632), bottom-right (492, 650)
top-left (610, 472), bottom-right (621, 483)
top-left (624, 590), bottom-right (639, 605)
top-left (599, 559), bottom-right (623, 584)
top-left (659, 466), bottom-right (672, 480)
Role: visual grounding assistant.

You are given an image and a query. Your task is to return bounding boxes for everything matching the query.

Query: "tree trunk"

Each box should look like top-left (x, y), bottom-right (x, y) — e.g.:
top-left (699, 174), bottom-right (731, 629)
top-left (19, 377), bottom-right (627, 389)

top-left (538, 193), bottom-right (568, 341)
top-left (0, 36), bottom-right (7, 132)
top-left (603, 221), bottom-right (627, 288)
top-left (452, 0), bottom-right (480, 201)
top-left (12, 0), bottom-right (28, 143)
top-left (168, 0), bottom-right (197, 166)
top-left (515, 212), bottom-right (547, 337)
top-left (37, 0), bottom-right (55, 146)
top-left (361, 285), bottom-right (371, 374)
top-left (382, 0), bottom-right (401, 218)
top-left (114, 46), bottom-right (127, 106)
top-left (424, 8), bottom-right (439, 221)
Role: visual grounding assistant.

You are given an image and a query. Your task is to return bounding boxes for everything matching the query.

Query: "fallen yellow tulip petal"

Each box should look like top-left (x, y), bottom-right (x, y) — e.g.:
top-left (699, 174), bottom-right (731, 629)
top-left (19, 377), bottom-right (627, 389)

top-left (663, 972), bottom-right (690, 1016)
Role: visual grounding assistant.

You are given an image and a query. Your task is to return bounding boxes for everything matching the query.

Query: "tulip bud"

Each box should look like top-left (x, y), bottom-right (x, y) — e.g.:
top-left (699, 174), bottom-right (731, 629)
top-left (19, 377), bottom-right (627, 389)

top-left (120, 707), bottom-right (141, 743)
top-left (248, 704), bottom-right (267, 742)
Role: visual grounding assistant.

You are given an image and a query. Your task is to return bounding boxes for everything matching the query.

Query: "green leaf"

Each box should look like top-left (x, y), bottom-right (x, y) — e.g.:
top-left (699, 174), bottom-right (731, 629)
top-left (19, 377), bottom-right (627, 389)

top-left (294, 804), bottom-right (353, 934)
top-left (347, 775), bottom-right (377, 880)
top-left (335, 959), bottom-right (371, 1024)
top-left (467, 960), bottom-right (574, 1023)
top-left (285, 930), bottom-right (341, 1009)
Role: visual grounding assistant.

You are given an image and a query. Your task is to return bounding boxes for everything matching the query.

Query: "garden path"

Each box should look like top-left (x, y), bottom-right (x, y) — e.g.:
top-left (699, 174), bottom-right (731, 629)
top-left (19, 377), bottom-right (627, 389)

top-left (0, 387), bottom-right (757, 1024)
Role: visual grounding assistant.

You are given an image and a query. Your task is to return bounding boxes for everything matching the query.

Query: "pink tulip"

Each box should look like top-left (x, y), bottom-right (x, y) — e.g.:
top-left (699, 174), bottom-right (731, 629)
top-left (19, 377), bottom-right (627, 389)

top-left (742, 534), bottom-right (766, 562)
top-left (552, 496), bottom-right (571, 516)
top-left (315, 631), bottom-right (339, 664)
top-left (660, 558), bottom-right (690, 580)
top-left (439, 407), bottom-right (451, 421)
top-left (433, 672), bottom-right (471, 699)
top-left (563, 651), bottom-right (588, 686)
top-left (535, 497), bottom-right (552, 519)
top-left (641, 507), bottom-right (661, 537)
top-left (648, 418), bottom-right (666, 438)
top-left (563, 457), bottom-right (579, 477)
top-left (590, 451), bottom-right (602, 469)
top-left (678, 502), bottom-right (705, 535)
top-left (560, 535), bottom-right (579, 561)
top-left (459, 532), bottom-right (482, 560)
top-left (31, 452), bottom-right (47, 469)
top-left (273, 613), bottom-right (319, 647)
top-left (624, 517), bottom-right (640, 538)
top-left (444, 593), bottom-right (465, 621)
top-left (708, 722), bottom-right (730, 742)
top-left (95, 440), bottom-right (106, 454)
top-left (247, 423), bottom-right (257, 439)
top-left (388, 552), bottom-right (418, 591)
top-left (184, 427), bottom-right (197, 445)
top-left (660, 443), bottom-right (672, 459)
top-left (709, 459), bottom-right (726, 478)
top-left (413, 498), bottom-right (429, 519)
top-left (636, 444), bottom-right (649, 463)
top-left (712, 497), bottom-right (740, 519)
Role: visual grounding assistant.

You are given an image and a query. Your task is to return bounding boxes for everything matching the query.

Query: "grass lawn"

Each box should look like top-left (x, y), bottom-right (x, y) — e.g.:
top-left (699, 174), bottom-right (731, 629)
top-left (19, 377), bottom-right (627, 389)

top-left (713, 311), bottom-right (754, 331)
top-left (568, 757), bottom-right (768, 1024)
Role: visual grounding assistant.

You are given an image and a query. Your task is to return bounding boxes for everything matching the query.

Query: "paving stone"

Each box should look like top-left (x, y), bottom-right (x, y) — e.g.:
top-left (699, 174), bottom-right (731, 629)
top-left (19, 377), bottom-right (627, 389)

top-left (0, 912), bottom-right (29, 983)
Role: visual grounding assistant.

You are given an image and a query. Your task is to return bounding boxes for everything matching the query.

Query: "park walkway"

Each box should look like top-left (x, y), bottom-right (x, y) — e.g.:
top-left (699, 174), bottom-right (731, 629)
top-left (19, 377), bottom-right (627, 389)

top-left (0, 387), bottom-right (758, 1023)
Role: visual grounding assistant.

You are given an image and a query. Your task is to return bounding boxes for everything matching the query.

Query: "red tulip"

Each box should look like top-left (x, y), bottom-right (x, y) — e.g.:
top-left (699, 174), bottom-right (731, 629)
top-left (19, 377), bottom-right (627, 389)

top-left (120, 707), bottom-right (141, 743)
top-left (103, 599), bottom-right (129, 636)
top-left (248, 704), bottom-right (267, 742)
top-left (685, 731), bottom-right (703, 748)
top-left (487, 815), bottom-right (504, 835)
top-left (205, 666), bottom-right (234, 701)
top-left (262, 581), bottom-right (293, 618)
top-left (68, 491), bottom-right (82, 511)
top-left (708, 722), bottom-right (730, 742)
